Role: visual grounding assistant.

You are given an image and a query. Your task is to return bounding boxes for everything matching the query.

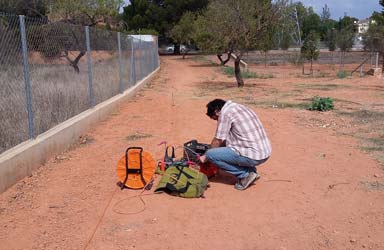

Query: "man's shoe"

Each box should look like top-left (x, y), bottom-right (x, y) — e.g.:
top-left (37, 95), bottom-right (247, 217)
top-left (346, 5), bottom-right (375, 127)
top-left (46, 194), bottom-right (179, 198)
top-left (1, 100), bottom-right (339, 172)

top-left (234, 172), bottom-right (260, 190)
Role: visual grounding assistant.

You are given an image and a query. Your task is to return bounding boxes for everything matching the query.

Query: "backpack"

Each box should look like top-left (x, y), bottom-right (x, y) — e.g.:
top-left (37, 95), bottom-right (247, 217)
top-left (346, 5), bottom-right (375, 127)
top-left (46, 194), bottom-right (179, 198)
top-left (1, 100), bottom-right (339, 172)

top-left (155, 164), bottom-right (209, 198)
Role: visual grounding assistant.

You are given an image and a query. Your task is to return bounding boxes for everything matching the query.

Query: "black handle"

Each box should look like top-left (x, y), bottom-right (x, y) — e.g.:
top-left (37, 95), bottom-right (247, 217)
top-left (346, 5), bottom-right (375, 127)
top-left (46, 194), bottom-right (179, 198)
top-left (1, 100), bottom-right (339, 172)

top-left (165, 146), bottom-right (175, 159)
top-left (121, 147), bottom-right (145, 190)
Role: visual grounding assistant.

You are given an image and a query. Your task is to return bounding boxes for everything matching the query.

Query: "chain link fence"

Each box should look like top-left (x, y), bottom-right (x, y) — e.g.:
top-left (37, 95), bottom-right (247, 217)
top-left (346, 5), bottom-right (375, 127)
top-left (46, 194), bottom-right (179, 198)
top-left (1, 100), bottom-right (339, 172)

top-left (244, 50), bottom-right (381, 67)
top-left (0, 13), bottom-right (159, 154)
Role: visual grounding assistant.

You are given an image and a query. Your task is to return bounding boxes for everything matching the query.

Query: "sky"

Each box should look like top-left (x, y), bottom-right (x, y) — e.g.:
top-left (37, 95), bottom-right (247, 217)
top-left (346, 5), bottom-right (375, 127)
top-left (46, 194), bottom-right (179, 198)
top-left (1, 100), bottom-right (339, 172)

top-left (297, 0), bottom-right (382, 20)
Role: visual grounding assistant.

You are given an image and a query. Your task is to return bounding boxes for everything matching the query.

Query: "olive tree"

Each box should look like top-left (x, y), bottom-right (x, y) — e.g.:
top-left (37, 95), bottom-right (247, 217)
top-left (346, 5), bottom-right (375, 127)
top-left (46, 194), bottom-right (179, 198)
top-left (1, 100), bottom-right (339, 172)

top-left (46, 0), bottom-right (123, 73)
top-left (194, 0), bottom-right (281, 87)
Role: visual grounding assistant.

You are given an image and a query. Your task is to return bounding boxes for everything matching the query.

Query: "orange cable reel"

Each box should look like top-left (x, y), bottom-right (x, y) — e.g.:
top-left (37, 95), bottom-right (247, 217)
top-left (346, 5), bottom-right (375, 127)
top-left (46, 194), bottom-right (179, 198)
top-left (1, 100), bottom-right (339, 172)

top-left (116, 147), bottom-right (156, 189)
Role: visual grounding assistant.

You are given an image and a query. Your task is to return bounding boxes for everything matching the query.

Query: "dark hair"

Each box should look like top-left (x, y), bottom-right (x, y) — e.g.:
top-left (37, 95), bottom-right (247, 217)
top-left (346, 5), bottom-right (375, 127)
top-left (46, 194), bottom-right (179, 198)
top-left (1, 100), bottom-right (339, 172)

top-left (206, 99), bottom-right (226, 117)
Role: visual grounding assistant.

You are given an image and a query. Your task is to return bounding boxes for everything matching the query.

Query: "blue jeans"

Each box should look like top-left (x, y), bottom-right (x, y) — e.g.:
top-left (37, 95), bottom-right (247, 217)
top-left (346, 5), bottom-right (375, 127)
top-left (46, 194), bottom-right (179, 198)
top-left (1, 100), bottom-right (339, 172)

top-left (205, 147), bottom-right (268, 179)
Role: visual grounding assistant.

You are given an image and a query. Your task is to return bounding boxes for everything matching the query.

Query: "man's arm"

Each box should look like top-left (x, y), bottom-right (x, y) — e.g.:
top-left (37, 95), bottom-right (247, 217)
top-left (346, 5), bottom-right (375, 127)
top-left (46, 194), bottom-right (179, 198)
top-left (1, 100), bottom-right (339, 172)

top-left (211, 137), bottom-right (225, 148)
top-left (199, 138), bottom-right (225, 163)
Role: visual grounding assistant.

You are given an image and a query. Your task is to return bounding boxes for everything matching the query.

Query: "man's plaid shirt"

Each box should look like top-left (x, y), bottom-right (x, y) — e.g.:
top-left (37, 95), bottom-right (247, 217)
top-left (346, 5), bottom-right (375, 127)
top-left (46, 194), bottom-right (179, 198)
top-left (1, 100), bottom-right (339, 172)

top-left (215, 100), bottom-right (272, 160)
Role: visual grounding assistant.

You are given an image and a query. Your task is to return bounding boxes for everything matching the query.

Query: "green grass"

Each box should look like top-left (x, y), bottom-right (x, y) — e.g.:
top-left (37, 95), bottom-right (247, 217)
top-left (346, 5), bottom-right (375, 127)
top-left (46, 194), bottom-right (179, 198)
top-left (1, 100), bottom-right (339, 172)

top-left (338, 110), bottom-right (384, 167)
top-left (222, 67), bottom-right (273, 79)
top-left (316, 72), bottom-right (330, 78)
top-left (337, 70), bottom-right (351, 79)
top-left (332, 98), bottom-right (361, 105)
top-left (126, 132), bottom-right (153, 141)
top-left (295, 83), bottom-right (349, 91)
top-left (361, 181), bottom-right (384, 190)
top-left (361, 146), bottom-right (384, 152)
top-left (338, 110), bottom-right (384, 122)
top-left (367, 136), bottom-right (384, 146)
top-left (361, 136), bottom-right (384, 153)
top-left (245, 100), bottom-right (310, 109)
top-left (192, 55), bottom-right (217, 65)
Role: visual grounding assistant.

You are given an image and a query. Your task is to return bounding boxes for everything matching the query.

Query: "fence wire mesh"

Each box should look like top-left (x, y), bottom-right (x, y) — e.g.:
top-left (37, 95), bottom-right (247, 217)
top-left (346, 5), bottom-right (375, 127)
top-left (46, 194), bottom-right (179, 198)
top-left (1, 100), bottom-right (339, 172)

top-left (0, 13), bottom-right (159, 154)
top-left (0, 13), bottom-right (29, 153)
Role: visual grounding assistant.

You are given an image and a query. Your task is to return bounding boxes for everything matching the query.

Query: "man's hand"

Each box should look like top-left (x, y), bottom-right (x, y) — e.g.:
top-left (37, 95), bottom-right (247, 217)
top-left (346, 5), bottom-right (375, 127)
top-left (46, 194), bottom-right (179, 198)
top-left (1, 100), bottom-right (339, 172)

top-left (211, 137), bottom-right (224, 148)
top-left (199, 154), bottom-right (207, 163)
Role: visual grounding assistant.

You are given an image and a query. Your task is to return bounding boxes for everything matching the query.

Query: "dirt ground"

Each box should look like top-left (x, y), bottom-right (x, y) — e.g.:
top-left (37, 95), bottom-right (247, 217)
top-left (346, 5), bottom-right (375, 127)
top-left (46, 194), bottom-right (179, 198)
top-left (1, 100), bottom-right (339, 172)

top-left (1, 56), bottom-right (384, 250)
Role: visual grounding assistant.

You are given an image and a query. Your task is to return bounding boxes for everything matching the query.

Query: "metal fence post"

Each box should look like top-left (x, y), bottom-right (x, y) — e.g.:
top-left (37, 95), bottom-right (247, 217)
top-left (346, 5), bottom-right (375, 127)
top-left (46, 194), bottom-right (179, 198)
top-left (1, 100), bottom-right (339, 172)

top-left (138, 35), bottom-right (142, 81)
top-left (19, 15), bottom-right (35, 139)
top-left (376, 52), bottom-right (379, 69)
top-left (152, 42), bottom-right (156, 71)
top-left (85, 26), bottom-right (94, 108)
top-left (130, 36), bottom-right (136, 85)
top-left (156, 37), bottom-right (159, 68)
top-left (117, 32), bottom-right (123, 93)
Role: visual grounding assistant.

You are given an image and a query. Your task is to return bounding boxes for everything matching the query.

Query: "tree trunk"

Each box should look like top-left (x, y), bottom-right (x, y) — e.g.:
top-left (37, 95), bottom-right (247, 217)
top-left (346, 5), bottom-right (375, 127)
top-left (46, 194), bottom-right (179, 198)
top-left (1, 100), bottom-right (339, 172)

top-left (174, 44), bottom-right (180, 55)
top-left (310, 59), bottom-right (313, 75)
top-left (65, 51), bottom-right (86, 73)
top-left (223, 52), bottom-right (231, 65)
top-left (182, 50), bottom-right (188, 59)
top-left (217, 54), bottom-right (224, 64)
top-left (217, 52), bottom-right (231, 65)
top-left (234, 58), bottom-right (244, 88)
top-left (264, 51), bottom-right (267, 68)
top-left (302, 63), bottom-right (305, 75)
top-left (382, 52), bottom-right (384, 73)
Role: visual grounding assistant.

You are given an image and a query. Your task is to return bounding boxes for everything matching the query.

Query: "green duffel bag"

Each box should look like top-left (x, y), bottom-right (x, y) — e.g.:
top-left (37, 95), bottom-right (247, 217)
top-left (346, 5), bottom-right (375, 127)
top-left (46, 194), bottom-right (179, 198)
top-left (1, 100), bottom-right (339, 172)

top-left (155, 164), bottom-right (209, 198)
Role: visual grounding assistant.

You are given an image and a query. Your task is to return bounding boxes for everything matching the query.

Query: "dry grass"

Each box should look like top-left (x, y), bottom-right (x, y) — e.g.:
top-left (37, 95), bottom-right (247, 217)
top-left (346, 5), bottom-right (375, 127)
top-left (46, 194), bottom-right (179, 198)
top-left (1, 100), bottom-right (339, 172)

top-left (0, 57), bottom-right (137, 154)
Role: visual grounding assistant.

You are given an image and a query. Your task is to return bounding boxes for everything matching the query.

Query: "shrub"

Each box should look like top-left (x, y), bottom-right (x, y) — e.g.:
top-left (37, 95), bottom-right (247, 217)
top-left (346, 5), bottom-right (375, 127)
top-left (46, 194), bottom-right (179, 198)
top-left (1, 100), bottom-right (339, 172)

top-left (308, 96), bottom-right (334, 111)
top-left (337, 70), bottom-right (350, 79)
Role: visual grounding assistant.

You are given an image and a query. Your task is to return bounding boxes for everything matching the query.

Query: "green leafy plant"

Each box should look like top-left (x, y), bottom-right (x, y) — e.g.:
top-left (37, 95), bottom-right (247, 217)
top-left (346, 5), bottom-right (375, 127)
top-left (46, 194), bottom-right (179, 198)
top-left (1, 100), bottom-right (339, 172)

top-left (308, 96), bottom-right (334, 111)
top-left (337, 70), bottom-right (350, 78)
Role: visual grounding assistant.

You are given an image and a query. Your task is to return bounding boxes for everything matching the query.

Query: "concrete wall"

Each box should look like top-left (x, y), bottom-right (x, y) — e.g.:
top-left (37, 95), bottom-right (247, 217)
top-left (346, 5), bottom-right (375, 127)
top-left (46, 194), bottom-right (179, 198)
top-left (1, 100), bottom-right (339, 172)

top-left (0, 67), bottom-right (160, 193)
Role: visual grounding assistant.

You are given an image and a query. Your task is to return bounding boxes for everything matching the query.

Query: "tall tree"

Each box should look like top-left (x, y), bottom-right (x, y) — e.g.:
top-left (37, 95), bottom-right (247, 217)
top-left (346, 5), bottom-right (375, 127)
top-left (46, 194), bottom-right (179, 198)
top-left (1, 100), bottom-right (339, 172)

top-left (325, 27), bottom-right (337, 52)
top-left (273, 0), bottom-right (294, 50)
top-left (301, 31), bottom-right (319, 75)
top-left (336, 27), bottom-right (354, 70)
top-left (194, 0), bottom-right (281, 87)
top-left (258, 28), bottom-right (275, 67)
top-left (320, 4), bottom-right (331, 22)
top-left (319, 4), bottom-right (337, 43)
top-left (293, 2), bottom-right (313, 44)
top-left (170, 11), bottom-right (195, 58)
top-left (334, 15), bottom-right (356, 70)
top-left (301, 12), bottom-right (321, 40)
top-left (122, 0), bottom-right (208, 53)
top-left (337, 15), bottom-right (358, 32)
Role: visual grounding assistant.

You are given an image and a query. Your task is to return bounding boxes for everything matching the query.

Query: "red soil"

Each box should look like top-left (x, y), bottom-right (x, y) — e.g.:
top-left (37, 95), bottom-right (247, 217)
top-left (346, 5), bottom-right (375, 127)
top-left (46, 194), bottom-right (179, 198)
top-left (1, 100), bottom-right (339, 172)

top-left (0, 56), bottom-right (383, 250)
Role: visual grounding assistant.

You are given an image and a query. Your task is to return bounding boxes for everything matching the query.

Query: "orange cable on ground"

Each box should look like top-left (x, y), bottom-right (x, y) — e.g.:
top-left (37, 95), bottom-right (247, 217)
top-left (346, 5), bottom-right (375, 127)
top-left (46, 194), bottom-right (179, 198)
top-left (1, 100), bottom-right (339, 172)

top-left (83, 186), bottom-right (119, 250)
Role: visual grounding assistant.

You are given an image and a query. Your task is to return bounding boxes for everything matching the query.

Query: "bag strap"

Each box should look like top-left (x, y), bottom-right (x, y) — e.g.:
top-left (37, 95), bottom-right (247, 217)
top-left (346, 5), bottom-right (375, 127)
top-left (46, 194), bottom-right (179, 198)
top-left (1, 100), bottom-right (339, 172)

top-left (164, 146), bottom-right (176, 168)
top-left (165, 146), bottom-right (175, 159)
top-left (165, 165), bottom-right (194, 193)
